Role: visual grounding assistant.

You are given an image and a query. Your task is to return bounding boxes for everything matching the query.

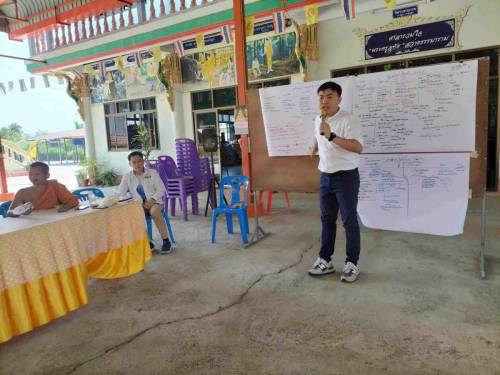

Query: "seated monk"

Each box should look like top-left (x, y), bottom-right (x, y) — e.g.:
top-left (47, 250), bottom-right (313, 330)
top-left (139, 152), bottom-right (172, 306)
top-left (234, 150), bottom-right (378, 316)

top-left (7, 161), bottom-right (79, 217)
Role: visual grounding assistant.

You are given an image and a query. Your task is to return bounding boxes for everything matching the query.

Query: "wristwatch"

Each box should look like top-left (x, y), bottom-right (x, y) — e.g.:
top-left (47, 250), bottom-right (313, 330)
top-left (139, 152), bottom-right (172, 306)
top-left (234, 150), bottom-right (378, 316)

top-left (328, 132), bottom-right (337, 142)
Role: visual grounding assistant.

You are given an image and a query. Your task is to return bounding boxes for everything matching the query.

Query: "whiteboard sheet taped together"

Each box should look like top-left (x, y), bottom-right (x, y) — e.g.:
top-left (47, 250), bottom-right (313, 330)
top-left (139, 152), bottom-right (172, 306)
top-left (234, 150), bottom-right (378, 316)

top-left (354, 60), bottom-right (477, 153)
top-left (357, 153), bottom-right (469, 236)
top-left (259, 77), bottom-right (353, 157)
top-left (258, 60), bottom-right (478, 156)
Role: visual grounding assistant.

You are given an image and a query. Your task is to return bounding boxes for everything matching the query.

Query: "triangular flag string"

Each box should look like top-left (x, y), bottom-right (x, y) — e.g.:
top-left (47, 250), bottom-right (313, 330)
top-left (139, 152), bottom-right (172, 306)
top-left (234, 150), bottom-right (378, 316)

top-left (0, 75), bottom-right (64, 95)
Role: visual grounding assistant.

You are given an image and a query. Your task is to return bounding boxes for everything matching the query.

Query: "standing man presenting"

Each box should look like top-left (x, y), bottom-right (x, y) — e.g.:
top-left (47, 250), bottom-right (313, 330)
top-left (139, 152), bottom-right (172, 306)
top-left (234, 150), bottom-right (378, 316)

top-left (308, 81), bottom-right (364, 282)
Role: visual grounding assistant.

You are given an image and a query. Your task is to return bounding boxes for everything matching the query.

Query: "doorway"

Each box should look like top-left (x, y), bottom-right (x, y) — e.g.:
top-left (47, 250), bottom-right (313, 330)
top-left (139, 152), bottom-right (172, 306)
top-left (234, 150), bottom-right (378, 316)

top-left (193, 108), bottom-right (241, 176)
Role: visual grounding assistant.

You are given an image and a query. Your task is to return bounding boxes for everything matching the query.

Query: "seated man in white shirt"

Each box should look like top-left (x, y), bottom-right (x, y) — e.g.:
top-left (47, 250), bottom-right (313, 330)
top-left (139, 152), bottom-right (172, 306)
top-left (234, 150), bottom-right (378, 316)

top-left (119, 151), bottom-right (172, 254)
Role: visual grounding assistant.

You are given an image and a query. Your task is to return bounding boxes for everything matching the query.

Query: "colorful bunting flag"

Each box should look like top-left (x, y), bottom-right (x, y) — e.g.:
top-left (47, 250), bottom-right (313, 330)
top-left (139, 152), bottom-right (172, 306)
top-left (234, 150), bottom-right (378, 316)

top-left (245, 16), bottom-right (255, 36)
top-left (174, 40), bottom-right (185, 57)
top-left (273, 10), bottom-right (287, 33)
top-left (342, 0), bottom-right (356, 20)
top-left (71, 66), bottom-right (84, 78)
top-left (384, 0), bottom-right (396, 9)
top-left (0, 75), bottom-right (70, 95)
top-left (116, 56), bottom-right (125, 72)
top-left (304, 4), bottom-right (318, 26)
top-left (84, 64), bottom-right (96, 76)
top-left (151, 46), bottom-right (162, 62)
top-left (98, 61), bottom-right (106, 80)
top-left (195, 34), bottom-right (205, 50)
top-left (221, 24), bottom-right (233, 44)
top-left (19, 79), bottom-right (27, 92)
top-left (134, 51), bottom-right (143, 67)
top-left (43, 74), bottom-right (50, 87)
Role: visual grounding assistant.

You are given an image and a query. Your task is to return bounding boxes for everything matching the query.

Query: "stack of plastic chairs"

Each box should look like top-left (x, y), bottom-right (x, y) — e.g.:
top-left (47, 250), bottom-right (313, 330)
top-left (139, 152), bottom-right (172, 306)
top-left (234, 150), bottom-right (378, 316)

top-left (175, 138), bottom-right (214, 208)
top-left (157, 155), bottom-right (198, 221)
top-left (145, 159), bottom-right (158, 170)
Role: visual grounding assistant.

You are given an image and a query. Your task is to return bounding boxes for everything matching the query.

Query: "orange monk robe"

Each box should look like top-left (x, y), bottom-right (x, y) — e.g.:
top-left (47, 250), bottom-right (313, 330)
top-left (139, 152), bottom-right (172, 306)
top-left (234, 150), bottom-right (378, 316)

top-left (32, 180), bottom-right (79, 210)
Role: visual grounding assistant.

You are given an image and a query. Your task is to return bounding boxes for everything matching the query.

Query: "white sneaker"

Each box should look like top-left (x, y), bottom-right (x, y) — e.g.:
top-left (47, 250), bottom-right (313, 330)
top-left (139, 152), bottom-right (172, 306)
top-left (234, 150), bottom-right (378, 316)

top-left (340, 262), bottom-right (359, 282)
top-left (308, 257), bottom-right (334, 276)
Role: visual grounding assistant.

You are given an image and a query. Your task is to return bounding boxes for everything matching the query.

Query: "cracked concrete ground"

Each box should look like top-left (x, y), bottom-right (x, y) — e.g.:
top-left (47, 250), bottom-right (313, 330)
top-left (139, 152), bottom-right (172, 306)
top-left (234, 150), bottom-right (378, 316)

top-left (1, 193), bottom-right (499, 375)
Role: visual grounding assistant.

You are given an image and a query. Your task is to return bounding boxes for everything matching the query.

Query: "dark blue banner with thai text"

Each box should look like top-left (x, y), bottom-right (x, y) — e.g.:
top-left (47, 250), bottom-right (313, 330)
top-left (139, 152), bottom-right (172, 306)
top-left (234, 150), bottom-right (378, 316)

top-left (365, 19), bottom-right (455, 60)
top-left (393, 6), bottom-right (418, 18)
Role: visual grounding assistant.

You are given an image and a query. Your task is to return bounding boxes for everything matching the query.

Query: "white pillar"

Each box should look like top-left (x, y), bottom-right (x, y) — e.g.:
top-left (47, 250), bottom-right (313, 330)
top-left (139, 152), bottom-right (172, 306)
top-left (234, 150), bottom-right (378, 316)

top-left (82, 96), bottom-right (96, 160)
top-left (173, 87), bottom-right (185, 138)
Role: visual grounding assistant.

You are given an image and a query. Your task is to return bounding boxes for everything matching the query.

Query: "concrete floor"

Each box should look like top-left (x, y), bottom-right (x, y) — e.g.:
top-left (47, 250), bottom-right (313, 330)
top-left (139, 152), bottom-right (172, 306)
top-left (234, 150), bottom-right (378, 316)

top-left (1, 193), bottom-right (499, 375)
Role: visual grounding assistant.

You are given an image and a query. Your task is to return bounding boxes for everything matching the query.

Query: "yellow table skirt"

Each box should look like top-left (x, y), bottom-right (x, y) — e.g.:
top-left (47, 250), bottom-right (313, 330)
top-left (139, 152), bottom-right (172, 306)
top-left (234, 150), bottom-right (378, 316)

top-left (0, 236), bottom-right (151, 344)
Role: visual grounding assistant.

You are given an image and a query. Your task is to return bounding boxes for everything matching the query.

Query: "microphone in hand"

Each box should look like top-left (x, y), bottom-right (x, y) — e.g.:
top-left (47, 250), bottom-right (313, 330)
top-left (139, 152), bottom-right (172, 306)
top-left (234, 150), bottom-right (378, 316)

top-left (320, 109), bottom-right (327, 136)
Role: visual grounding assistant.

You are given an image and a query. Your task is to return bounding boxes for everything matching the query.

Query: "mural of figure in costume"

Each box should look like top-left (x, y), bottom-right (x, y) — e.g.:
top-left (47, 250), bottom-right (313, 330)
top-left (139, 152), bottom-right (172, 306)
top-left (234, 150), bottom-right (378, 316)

top-left (147, 63), bottom-right (158, 91)
top-left (103, 72), bottom-right (112, 99)
top-left (206, 53), bottom-right (216, 86)
top-left (199, 54), bottom-right (208, 81)
top-left (251, 57), bottom-right (261, 79)
top-left (264, 38), bottom-right (273, 73)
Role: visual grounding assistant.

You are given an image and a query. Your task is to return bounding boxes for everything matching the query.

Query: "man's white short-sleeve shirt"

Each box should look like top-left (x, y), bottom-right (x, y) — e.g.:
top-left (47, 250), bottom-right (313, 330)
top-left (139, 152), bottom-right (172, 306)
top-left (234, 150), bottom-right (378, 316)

top-left (314, 110), bottom-right (364, 174)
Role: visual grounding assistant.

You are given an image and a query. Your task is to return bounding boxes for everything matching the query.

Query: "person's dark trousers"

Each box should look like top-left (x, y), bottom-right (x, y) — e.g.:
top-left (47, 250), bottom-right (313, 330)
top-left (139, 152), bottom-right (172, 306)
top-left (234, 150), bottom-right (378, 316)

top-left (319, 168), bottom-right (361, 265)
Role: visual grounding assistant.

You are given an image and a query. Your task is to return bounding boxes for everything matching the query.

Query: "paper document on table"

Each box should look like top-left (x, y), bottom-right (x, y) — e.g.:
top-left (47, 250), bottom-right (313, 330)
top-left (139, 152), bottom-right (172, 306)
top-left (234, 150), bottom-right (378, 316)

top-left (358, 153), bottom-right (469, 236)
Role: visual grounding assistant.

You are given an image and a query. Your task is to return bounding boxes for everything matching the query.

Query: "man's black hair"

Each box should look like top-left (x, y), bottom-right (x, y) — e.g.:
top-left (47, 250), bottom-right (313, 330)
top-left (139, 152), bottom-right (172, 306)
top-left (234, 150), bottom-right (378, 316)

top-left (128, 151), bottom-right (144, 161)
top-left (29, 161), bottom-right (49, 175)
top-left (317, 81), bottom-right (342, 97)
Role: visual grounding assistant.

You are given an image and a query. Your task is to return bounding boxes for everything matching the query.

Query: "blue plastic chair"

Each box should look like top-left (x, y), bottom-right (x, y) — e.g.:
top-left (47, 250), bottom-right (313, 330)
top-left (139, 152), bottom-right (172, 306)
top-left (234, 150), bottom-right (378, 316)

top-left (0, 201), bottom-right (12, 218)
top-left (72, 188), bottom-right (105, 201)
top-left (145, 209), bottom-right (175, 244)
top-left (211, 176), bottom-right (250, 245)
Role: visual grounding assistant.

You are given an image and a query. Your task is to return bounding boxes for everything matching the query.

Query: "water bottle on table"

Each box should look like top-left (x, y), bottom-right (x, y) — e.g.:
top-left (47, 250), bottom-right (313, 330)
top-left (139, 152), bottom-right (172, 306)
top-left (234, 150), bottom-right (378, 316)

top-left (88, 192), bottom-right (98, 208)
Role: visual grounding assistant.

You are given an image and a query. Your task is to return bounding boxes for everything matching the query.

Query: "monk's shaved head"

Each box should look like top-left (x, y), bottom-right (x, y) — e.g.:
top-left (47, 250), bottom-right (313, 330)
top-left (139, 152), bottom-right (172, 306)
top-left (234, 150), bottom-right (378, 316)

top-left (30, 162), bottom-right (50, 176)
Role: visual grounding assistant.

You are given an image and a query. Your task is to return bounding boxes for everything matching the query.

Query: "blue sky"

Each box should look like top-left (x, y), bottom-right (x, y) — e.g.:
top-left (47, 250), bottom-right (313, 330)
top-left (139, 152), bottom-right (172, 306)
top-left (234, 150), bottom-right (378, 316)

top-left (0, 33), bottom-right (81, 136)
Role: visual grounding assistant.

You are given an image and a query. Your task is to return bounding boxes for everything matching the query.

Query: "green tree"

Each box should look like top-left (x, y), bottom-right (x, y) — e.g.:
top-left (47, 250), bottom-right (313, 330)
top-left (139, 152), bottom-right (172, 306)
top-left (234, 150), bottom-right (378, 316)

top-left (74, 121), bottom-right (84, 129)
top-left (0, 123), bottom-right (24, 142)
top-left (33, 129), bottom-right (48, 137)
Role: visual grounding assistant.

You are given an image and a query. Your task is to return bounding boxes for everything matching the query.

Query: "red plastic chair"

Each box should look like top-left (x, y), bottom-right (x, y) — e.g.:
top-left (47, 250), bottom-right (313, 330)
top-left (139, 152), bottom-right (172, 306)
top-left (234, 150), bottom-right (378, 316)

top-left (258, 191), bottom-right (291, 215)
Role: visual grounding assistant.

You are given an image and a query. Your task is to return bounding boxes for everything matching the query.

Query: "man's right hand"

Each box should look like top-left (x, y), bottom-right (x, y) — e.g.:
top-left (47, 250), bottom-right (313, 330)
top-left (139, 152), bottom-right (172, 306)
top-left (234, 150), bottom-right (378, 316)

top-left (143, 199), bottom-right (155, 210)
top-left (319, 121), bottom-right (332, 138)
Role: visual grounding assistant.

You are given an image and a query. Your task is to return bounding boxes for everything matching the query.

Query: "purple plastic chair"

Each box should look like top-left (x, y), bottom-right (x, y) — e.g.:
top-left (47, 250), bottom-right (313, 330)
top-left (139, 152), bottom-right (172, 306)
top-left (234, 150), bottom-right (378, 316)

top-left (175, 138), bottom-right (214, 208)
top-left (145, 159), bottom-right (158, 170)
top-left (157, 155), bottom-right (198, 221)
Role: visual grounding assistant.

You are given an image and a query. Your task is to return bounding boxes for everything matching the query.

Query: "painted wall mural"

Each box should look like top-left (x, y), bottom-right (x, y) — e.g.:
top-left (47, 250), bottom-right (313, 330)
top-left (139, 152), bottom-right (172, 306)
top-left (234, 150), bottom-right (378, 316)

top-left (89, 70), bottom-right (127, 103)
top-left (87, 32), bottom-right (299, 102)
top-left (246, 32), bottom-right (299, 81)
top-left (126, 63), bottom-right (165, 99)
top-left (180, 46), bottom-right (235, 87)
top-left (88, 61), bottom-right (165, 103)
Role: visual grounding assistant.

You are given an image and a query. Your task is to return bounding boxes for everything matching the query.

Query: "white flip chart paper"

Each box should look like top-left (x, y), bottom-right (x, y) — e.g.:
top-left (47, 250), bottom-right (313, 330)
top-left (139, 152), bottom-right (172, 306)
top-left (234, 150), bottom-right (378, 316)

top-left (358, 153), bottom-right (470, 236)
top-left (259, 77), bottom-right (353, 157)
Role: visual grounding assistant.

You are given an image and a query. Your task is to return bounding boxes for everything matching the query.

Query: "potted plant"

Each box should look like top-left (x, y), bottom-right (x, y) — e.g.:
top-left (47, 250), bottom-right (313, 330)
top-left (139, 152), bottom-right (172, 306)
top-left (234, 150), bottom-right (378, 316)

top-left (132, 122), bottom-right (152, 160)
top-left (75, 169), bottom-right (87, 187)
top-left (98, 169), bottom-right (118, 187)
top-left (79, 159), bottom-right (101, 186)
